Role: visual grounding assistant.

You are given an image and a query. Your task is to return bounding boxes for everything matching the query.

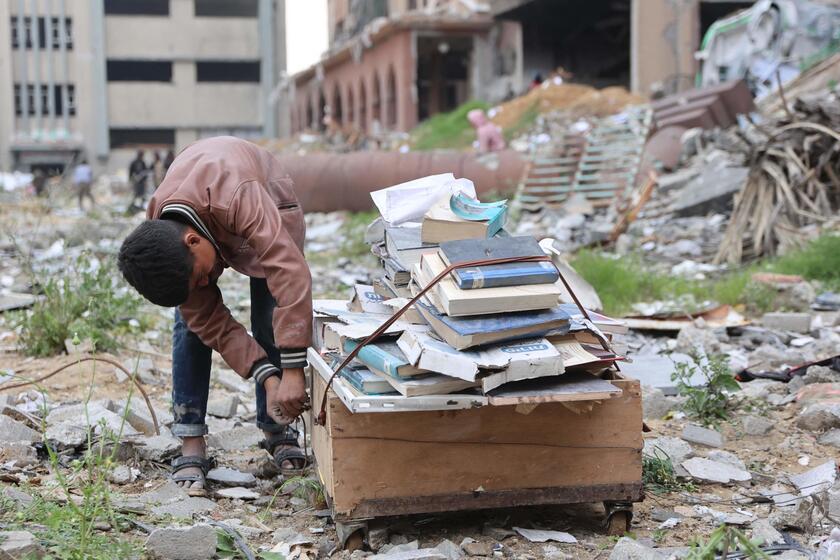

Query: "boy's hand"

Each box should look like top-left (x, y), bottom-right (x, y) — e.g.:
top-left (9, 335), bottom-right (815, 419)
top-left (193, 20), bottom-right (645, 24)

top-left (265, 368), bottom-right (308, 422)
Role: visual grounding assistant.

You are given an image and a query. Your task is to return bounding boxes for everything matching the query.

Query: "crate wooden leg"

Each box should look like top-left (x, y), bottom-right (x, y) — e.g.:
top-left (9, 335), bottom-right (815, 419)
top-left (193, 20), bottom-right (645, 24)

top-left (604, 501), bottom-right (633, 536)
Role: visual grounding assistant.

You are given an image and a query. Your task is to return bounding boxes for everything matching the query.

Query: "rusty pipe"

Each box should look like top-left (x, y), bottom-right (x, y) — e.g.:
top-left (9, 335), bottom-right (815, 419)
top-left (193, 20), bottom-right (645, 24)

top-left (274, 150), bottom-right (528, 213)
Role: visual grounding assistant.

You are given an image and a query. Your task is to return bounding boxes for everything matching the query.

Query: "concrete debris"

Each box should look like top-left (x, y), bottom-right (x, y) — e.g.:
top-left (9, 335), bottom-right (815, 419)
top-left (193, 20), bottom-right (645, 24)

top-left (762, 313), bottom-right (813, 334)
top-left (741, 415), bottom-right (774, 436)
top-left (44, 422), bottom-right (88, 449)
top-left (681, 457), bottom-right (751, 484)
top-left (641, 386), bottom-right (677, 420)
top-left (797, 404), bottom-right (840, 432)
top-left (643, 437), bottom-right (693, 467)
top-left (461, 541), bottom-right (493, 556)
top-left (803, 366), bottom-right (840, 385)
top-left (513, 527), bottom-right (577, 543)
top-left (107, 464), bottom-right (137, 485)
top-left (819, 429), bottom-right (840, 448)
top-left (2, 486), bottom-right (34, 507)
top-left (0, 415), bottom-right (40, 443)
top-left (0, 441), bottom-right (38, 467)
top-left (706, 450), bottom-right (747, 472)
top-left (144, 524), bottom-right (217, 560)
top-left (206, 395), bottom-right (240, 419)
top-left (150, 496), bottom-right (217, 519)
top-left (216, 487), bottom-right (260, 500)
top-left (671, 164), bottom-right (748, 217)
top-left (788, 460), bottom-right (836, 497)
top-left (133, 432), bottom-right (181, 462)
top-left (369, 550), bottom-right (446, 560)
top-left (207, 425), bottom-right (263, 451)
top-left (608, 537), bottom-right (666, 560)
top-left (207, 467), bottom-right (256, 487)
top-left (0, 530), bottom-right (44, 559)
top-left (212, 369), bottom-right (252, 394)
top-left (433, 539), bottom-right (464, 560)
top-left (750, 519), bottom-right (785, 546)
top-left (682, 424), bottom-right (725, 448)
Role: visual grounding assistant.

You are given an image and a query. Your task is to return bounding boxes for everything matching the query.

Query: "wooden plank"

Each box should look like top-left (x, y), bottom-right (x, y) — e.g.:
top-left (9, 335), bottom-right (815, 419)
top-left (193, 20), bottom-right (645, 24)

top-left (327, 379), bottom-right (642, 515)
top-left (339, 482), bottom-right (643, 520)
top-left (309, 366), bottom-right (336, 499)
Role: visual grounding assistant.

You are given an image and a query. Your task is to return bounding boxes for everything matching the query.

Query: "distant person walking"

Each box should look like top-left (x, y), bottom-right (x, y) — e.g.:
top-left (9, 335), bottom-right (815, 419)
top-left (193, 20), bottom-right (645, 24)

top-left (31, 169), bottom-right (47, 197)
top-left (128, 150), bottom-right (149, 211)
top-left (152, 152), bottom-right (165, 190)
top-left (73, 159), bottom-right (95, 210)
top-left (163, 149), bottom-right (175, 176)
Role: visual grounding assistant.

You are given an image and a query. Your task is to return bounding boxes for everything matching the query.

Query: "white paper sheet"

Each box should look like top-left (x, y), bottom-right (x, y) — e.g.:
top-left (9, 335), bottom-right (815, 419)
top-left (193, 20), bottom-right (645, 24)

top-left (370, 174), bottom-right (476, 225)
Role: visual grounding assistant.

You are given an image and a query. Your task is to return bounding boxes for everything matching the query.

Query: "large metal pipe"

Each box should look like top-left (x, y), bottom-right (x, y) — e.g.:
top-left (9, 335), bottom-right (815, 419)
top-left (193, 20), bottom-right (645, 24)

top-left (275, 150), bottom-right (528, 213)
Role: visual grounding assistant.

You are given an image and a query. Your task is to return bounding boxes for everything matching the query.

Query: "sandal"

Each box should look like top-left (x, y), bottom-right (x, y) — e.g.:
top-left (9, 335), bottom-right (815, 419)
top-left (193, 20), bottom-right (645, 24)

top-left (171, 455), bottom-right (213, 497)
top-left (260, 431), bottom-right (308, 475)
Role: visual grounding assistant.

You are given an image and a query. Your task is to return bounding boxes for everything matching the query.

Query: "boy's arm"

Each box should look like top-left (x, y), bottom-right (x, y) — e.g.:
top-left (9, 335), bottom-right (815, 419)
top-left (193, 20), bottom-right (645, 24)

top-left (178, 284), bottom-right (269, 379)
top-left (223, 180), bottom-right (313, 369)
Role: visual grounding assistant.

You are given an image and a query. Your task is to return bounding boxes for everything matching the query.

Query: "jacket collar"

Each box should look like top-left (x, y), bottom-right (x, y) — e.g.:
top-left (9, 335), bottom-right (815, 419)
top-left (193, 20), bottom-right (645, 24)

top-left (160, 203), bottom-right (223, 256)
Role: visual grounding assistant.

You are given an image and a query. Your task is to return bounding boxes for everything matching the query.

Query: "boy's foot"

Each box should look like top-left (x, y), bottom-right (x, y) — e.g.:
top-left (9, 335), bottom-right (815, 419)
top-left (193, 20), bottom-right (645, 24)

top-left (171, 436), bottom-right (209, 495)
top-left (261, 431), bottom-right (308, 473)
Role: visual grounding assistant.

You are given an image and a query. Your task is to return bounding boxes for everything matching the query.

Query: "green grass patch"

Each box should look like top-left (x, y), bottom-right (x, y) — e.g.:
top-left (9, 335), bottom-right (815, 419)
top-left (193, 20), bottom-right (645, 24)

top-left (569, 235), bottom-right (840, 317)
top-left (340, 209), bottom-right (380, 261)
top-left (411, 100), bottom-right (490, 151)
top-left (769, 234), bottom-right (840, 289)
top-left (503, 101), bottom-right (540, 142)
top-left (14, 253), bottom-right (142, 356)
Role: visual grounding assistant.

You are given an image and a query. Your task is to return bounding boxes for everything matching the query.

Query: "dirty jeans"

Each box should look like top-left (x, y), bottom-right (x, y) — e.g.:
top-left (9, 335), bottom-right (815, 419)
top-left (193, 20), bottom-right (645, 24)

top-left (170, 277), bottom-right (296, 442)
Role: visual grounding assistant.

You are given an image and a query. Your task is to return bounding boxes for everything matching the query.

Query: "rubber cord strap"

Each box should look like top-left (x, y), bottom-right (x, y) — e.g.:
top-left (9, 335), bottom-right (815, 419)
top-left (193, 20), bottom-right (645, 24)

top-left (315, 253), bottom-right (615, 425)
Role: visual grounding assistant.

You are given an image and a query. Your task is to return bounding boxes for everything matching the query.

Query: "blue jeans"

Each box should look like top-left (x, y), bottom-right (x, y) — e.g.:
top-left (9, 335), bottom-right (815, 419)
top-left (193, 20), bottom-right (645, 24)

top-left (170, 277), bottom-right (295, 440)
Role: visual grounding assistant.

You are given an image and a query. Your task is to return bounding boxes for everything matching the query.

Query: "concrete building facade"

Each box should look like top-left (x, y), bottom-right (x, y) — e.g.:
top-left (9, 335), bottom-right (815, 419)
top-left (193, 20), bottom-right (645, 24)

top-left (288, 0), bottom-right (522, 135)
top-left (286, 0), bottom-right (755, 138)
top-left (0, 0), bottom-right (287, 174)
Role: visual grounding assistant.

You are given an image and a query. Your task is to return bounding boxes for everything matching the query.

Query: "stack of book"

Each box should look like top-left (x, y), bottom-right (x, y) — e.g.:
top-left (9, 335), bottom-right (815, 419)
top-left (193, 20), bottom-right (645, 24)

top-left (315, 188), bottom-right (628, 405)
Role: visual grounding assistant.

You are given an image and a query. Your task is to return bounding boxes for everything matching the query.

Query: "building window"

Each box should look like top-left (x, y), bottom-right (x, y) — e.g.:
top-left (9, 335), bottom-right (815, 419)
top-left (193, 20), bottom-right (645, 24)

top-left (194, 0), bottom-right (257, 17)
top-left (66, 84), bottom-right (76, 116)
top-left (10, 16), bottom-right (72, 50)
top-left (104, 0), bottom-right (170, 16)
top-left (13, 85), bottom-right (22, 116)
top-left (109, 128), bottom-right (176, 148)
top-left (13, 83), bottom-right (75, 116)
top-left (107, 60), bottom-right (173, 82)
top-left (196, 61), bottom-right (260, 82)
top-left (26, 85), bottom-right (36, 116)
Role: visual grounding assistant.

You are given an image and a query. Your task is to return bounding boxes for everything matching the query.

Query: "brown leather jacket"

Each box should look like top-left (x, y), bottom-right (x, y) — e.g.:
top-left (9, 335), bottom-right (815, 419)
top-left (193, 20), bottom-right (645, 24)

top-left (147, 136), bottom-right (312, 379)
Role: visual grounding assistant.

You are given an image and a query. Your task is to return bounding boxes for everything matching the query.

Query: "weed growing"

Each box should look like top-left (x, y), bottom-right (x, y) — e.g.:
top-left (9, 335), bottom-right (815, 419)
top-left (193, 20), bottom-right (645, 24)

top-left (768, 234), bottom-right (840, 289)
top-left (0, 359), bottom-right (143, 559)
top-left (686, 524), bottom-right (768, 559)
top-left (281, 475), bottom-right (325, 508)
top-left (672, 353), bottom-right (739, 427)
top-left (411, 100), bottom-right (491, 151)
top-left (642, 448), bottom-right (696, 494)
top-left (14, 253), bottom-right (141, 356)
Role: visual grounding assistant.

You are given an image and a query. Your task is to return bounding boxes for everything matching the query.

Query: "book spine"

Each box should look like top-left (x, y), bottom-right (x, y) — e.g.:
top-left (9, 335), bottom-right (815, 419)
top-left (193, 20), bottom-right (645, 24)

top-left (454, 265), bottom-right (560, 289)
top-left (344, 340), bottom-right (401, 378)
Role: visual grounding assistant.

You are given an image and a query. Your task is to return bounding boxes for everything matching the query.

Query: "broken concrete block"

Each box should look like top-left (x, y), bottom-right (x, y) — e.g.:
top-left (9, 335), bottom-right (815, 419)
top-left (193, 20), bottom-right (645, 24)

top-left (789, 460), bottom-right (836, 497)
top-left (0, 415), bottom-right (39, 443)
top-left (206, 395), bottom-right (239, 419)
top-left (461, 541), bottom-right (492, 557)
top-left (681, 457), bottom-right (751, 483)
top-left (216, 487), bottom-right (260, 500)
top-left (513, 527), bottom-right (576, 543)
top-left (134, 432), bottom-right (181, 462)
top-left (803, 366), bottom-right (840, 385)
top-left (150, 496), bottom-right (217, 519)
top-left (682, 424), bottom-right (724, 448)
top-left (207, 466), bottom-right (256, 487)
top-left (672, 165), bottom-right (748, 217)
top-left (108, 397), bottom-right (172, 436)
top-left (742, 415), bottom-right (774, 436)
top-left (367, 527), bottom-right (389, 551)
top-left (212, 369), bottom-right (251, 394)
top-left (2, 487), bottom-right (34, 507)
top-left (207, 425), bottom-right (263, 451)
top-left (819, 429), bottom-right (840, 448)
top-left (370, 550), bottom-right (446, 560)
top-left (761, 312), bottom-right (812, 334)
top-left (641, 386), bottom-right (677, 420)
top-left (796, 403), bottom-right (840, 432)
top-left (0, 441), bottom-right (38, 467)
top-left (750, 519), bottom-right (785, 545)
top-left (643, 437), bottom-right (693, 466)
top-left (433, 539), bottom-right (463, 560)
top-left (707, 450), bottom-right (747, 471)
top-left (47, 402), bottom-right (141, 439)
top-left (107, 465), bottom-right (136, 485)
top-left (145, 524), bottom-right (217, 560)
top-left (44, 422), bottom-right (88, 449)
top-left (0, 530), bottom-right (44, 559)
top-left (608, 536), bottom-right (666, 560)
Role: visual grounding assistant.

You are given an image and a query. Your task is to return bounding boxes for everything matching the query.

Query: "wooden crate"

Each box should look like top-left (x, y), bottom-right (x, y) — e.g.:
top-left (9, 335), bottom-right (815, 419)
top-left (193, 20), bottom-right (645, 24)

top-left (308, 350), bottom-right (643, 522)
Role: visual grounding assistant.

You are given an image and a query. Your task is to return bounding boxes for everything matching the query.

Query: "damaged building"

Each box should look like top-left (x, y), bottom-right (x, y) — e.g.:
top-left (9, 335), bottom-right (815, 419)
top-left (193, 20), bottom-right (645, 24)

top-left (288, 0), bottom-right (840, 136)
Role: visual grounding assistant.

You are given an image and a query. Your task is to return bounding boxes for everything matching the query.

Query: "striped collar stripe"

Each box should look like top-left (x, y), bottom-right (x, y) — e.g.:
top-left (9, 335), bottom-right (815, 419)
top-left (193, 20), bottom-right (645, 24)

top-left (160, 203), bottom-right (220, 252)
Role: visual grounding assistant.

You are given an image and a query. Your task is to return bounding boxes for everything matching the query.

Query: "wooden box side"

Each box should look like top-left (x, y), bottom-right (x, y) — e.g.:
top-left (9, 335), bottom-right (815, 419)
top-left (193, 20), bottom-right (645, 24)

top-left (323, 378), bottom-right (643, 517)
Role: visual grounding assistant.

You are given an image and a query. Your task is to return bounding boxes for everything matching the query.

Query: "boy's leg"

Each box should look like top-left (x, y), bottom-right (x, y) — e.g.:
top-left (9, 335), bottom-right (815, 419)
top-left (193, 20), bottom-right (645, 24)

top-left (171, 308), bottom-right (213, 489)
top-left (250, 277), bottom-right (303, 469)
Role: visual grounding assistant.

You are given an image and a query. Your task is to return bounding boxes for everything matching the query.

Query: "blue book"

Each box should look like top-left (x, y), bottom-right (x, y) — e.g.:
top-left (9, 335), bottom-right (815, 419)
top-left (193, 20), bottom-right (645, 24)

top-left (439, 236), bottom-right (560, 289)
top-left (342, 339), bottom-right (427, 378)
top-left (449, 193), bottom-right (506, 238)
top-left (415, 300), bottom-right (571, 350)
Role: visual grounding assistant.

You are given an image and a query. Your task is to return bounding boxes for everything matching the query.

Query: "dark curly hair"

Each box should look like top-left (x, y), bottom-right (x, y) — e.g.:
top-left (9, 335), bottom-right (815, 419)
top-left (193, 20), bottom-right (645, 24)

top-left (118, 219), bottom-right (194, 307)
